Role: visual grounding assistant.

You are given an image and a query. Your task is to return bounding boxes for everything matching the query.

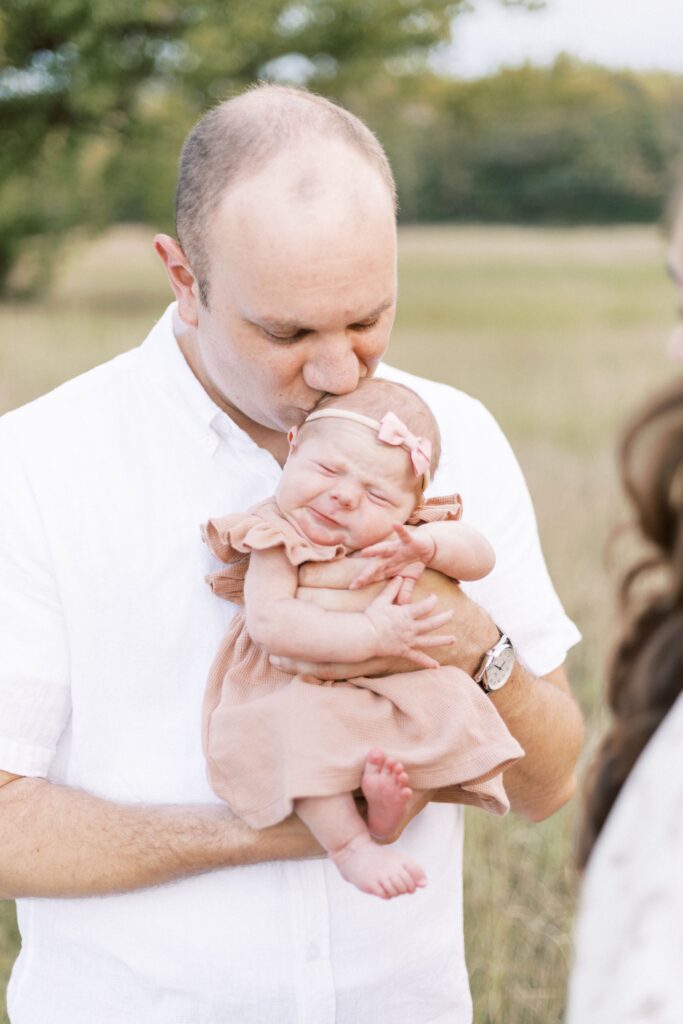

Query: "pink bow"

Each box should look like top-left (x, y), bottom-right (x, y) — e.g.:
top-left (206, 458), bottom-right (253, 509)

top-left (377, 411), bottom-right (432, 482)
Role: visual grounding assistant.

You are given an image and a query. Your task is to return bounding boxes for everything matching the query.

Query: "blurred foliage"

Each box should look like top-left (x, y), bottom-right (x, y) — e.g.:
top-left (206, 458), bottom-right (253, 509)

top-left (362, 60), bottom-right (683, 224)
top-left (2, 3), bottom-right (683, 296)
top-left (0, 0), bottom-right (472, 294)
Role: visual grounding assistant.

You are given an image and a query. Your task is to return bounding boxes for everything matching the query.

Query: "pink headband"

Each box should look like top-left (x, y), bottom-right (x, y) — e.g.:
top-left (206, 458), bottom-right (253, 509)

top-left (291, 408), bottom-right (432, 490)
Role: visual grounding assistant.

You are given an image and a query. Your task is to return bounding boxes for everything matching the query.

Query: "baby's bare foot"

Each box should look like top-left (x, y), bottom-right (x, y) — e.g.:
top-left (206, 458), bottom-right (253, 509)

top-left (331, 832), bottom-right (427, 899)
top-left (362, 748), bottom-right (412, 839)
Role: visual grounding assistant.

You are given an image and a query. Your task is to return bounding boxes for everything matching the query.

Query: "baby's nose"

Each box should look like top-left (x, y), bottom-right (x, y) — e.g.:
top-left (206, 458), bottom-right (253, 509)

top-left (331, 481), bottom-right (361, 509)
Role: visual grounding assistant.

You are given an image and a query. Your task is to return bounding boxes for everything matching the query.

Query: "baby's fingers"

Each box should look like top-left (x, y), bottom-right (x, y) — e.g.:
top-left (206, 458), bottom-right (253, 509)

top-left (397, 576), bottom-right (416, 605)
top-left (370, 576), bottom-right (403, 605)
top-left (358, 539), bottom-right (400, 559)
top-left (405, 593), bottom-right (439, 618)
top-left (412, 633), bottom-right (456, 649)
top-left (414, 609), bottom-right (454, 633)
top-left (349, 565), bottom-right (384, 590)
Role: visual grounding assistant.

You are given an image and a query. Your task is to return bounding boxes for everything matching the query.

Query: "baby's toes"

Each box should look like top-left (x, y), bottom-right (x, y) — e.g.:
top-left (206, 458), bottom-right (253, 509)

top-left (379, 878), bottom-right (398, 899)
top-left (397, 868), bottom-right (416, 894)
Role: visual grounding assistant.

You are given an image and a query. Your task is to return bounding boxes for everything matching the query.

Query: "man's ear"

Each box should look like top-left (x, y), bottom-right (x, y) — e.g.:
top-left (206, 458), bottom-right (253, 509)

top-left (154, 234), bottom-right (200, 327)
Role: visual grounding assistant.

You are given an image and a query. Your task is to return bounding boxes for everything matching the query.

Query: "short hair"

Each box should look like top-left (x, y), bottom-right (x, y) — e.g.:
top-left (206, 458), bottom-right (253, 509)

top-left (305, 378), bottom-right (442, 489)
top-left (175, 83), bottom-right (397, 306)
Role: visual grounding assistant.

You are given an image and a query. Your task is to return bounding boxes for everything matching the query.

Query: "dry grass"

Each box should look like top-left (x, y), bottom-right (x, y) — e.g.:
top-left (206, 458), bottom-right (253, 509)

top-left (0, 224), bottom-right (675, 1023)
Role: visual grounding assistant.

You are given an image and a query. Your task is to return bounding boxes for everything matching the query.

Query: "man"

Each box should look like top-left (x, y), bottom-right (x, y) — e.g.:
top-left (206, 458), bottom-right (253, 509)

top-left (0, 84), bottom-right (583, 1022)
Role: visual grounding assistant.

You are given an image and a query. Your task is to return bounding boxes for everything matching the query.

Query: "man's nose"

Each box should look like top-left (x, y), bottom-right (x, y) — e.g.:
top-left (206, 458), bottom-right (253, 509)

top-left (303, 336), bottom-right (363, 395)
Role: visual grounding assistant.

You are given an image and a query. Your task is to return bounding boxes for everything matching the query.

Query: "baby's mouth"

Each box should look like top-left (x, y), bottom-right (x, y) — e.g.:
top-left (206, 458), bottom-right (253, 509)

top-left (308, 506), bottom-right (340, 528)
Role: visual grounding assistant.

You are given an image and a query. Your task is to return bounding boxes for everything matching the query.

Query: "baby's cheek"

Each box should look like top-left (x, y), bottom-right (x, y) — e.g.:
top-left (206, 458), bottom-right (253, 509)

top-left (370, 513), bottom-right (395, 544)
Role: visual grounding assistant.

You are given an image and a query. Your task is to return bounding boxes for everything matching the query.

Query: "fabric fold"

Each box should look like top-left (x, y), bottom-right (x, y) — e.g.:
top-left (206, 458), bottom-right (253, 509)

top-left (201, 496), bottom-right (524, 826)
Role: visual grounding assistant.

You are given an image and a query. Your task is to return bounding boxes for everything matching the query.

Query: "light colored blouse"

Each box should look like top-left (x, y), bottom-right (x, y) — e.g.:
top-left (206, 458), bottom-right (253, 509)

top-left (567, 692), bottom-right (683, 1023)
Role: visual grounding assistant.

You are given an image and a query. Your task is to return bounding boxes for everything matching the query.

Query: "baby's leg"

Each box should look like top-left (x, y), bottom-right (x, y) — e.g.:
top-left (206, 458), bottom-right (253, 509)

top-left (360, 749), bottom-right (436, 843)
top-left (360, 748), bottom-right (435, 843)
top-left (361, 748), bottom-right (414, 840)
top-left (295, 793), bottom-right (427, 899)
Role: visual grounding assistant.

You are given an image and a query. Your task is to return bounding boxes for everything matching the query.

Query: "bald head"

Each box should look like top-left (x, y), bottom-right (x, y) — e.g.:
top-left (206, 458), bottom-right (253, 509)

top-left (175, 84), bottom-right (397, 306)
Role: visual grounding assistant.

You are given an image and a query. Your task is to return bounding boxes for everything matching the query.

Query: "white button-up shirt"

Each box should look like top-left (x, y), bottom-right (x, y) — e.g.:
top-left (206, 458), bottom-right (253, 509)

top-left (0, 305), bottom-right (579, 1024)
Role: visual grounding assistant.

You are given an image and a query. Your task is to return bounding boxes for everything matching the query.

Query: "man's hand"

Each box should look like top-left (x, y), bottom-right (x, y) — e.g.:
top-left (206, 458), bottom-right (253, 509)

top-left (287, 559), bottom-right (491, 679)
top-left (288, 556), bottom-right (584, 823)
top-left (0, 770), bottom-right (322, 899)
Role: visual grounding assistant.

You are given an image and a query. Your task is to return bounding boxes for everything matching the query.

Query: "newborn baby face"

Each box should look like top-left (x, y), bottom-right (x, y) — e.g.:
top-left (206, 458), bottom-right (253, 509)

top-left (276, 420), bottom-right (418, 551)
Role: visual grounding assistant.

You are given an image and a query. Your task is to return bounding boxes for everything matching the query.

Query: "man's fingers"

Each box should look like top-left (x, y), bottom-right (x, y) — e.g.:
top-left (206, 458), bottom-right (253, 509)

top-left (269, 655), bottom-right (340, 680)
top-left (270, 655), bottom-right (393, 680)
top-left (372, 577), bottom-right (403, 605)
top-left (405, 649), bottom-right (441, 670)
top-left (349, 566), bottom-right (385, 590)
top-left (269, 655), bottom-right (312, 674)
top-left (297, 559), bottom-right (365, 589)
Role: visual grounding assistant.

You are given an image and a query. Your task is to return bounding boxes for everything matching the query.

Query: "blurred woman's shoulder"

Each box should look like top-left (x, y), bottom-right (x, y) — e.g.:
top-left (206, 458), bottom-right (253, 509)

top-left (567, 692), bottom-right (683, 1023)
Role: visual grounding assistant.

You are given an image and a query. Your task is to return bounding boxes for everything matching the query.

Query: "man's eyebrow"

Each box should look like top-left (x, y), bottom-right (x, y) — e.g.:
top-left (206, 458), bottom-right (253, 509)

top-left (351, 297), bottom-right (395, 323)
top-left (251, 297), bottom-right (395, 334)
top-left (251, 316), bottom-right (304, 334)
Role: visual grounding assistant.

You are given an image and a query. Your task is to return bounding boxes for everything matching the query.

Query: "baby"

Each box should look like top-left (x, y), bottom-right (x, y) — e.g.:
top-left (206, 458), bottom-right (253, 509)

top-left (201, 379), bottom-right (523, 899)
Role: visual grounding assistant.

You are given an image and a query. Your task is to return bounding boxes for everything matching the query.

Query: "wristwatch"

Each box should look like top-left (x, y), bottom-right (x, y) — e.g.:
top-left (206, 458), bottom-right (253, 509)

top-left (474, 632), bottom-right (515, 694)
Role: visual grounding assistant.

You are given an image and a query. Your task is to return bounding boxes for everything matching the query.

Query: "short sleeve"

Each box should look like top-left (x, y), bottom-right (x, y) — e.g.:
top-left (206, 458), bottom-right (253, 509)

top-left (202, 500), bottom-right (345, 568)
top-left (437, 398), bottom-right (581, 676)
top-left (0, 419), bottom-right (71, 776)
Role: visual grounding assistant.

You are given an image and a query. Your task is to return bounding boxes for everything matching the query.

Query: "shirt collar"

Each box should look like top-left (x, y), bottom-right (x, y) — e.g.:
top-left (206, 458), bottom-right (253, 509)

top-left (138, 303), bottom-right (267, 456)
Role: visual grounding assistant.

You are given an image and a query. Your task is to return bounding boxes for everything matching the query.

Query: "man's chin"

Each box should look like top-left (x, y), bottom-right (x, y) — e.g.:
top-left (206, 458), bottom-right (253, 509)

top-left (283, 407), bottom-right (314, 429)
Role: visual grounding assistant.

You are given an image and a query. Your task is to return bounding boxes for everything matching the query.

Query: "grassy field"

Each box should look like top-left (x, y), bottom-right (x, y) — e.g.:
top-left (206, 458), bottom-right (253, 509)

top-left (0, 224), bottom-right (674, 1023)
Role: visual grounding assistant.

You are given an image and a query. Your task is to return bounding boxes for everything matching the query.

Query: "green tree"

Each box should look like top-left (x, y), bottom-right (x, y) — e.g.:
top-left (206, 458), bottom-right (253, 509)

top-left (0, 0), bottom-right (481, 294)
top-left (363, 60), bottom-right (683, 225)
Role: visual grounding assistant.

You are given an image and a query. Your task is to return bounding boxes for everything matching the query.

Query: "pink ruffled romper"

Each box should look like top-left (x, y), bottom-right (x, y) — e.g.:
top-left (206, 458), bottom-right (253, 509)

top-left (201, 496), bottom-right (524, 828)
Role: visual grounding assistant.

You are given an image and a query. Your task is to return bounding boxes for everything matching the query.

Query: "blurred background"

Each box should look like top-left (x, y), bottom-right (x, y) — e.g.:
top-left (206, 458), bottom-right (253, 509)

top-left (1, 2), bottom-right (682, 1021)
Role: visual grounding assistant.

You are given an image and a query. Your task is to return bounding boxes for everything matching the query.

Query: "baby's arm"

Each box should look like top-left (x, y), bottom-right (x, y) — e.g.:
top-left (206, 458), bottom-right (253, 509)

top-left (350, 521), bottom-right (495, 603)
top-left (244, 547), bottom-right (454, 669)
top-left (417, 520), bottom-right (495, 580)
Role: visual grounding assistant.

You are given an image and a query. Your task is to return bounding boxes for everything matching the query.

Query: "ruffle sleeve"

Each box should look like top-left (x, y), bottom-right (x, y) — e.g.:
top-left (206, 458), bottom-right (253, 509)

top-left (407, 493), bottom-right (463, 525)
top-left (201, 498), bottom-right (347, 601)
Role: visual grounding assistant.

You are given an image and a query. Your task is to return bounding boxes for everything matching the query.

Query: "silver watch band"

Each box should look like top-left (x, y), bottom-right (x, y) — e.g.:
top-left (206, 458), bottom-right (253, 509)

top-left (473, 632), bottom-right (515, 694)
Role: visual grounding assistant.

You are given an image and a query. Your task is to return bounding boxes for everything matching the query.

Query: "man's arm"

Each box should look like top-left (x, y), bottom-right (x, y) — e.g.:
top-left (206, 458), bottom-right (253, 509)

top-left (285, 562), bottom-right (584, 822)
top-left (0, 770), bottom-right (322, 899)
top-left (411, 570), bottom-right (583, 821)
top-left (244, 547), bottom-right (454, 667)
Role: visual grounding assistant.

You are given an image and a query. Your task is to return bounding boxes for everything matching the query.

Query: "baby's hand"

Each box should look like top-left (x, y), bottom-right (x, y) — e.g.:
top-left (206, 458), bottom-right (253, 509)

top-left (364, 577), bottom-right (455, 670)
top-left (351, 524), bottom-right (436, 604)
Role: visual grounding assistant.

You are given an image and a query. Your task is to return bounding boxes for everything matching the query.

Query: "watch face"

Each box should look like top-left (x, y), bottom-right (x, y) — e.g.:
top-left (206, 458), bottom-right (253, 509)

top-left (486, 645), bottom-right (515, 691)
